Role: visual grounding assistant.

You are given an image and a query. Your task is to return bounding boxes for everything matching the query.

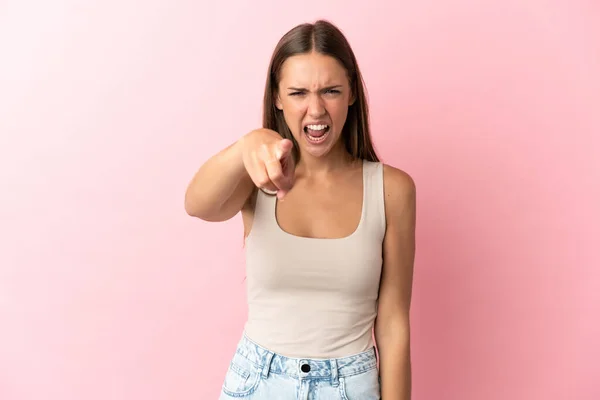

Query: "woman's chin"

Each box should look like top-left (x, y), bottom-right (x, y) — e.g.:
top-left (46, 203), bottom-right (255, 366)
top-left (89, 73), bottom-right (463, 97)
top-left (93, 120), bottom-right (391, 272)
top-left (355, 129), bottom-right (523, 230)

top-left (301, 137), bottom-right (344, 159)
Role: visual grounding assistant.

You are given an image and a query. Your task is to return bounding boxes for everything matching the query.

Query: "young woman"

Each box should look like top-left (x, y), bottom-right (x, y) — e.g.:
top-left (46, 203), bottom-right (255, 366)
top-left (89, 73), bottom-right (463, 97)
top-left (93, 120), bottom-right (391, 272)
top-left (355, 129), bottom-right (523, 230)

top-left (185, 20), bottom-right (415, 400)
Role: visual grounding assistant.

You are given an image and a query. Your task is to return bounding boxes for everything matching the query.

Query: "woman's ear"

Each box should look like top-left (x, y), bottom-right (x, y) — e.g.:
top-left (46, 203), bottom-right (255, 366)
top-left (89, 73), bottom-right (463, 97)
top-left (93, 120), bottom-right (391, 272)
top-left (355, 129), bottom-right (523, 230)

top-left (348, 84), bottom-right (356, 106)
top-left (274, 91), bottom-right (283, 110)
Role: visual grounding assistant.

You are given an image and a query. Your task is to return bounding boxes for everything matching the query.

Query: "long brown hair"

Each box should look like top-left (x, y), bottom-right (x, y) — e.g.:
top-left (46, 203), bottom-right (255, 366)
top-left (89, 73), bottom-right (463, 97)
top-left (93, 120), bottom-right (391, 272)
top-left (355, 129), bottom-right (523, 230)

top-left (262, 20), bottom-right (380, 163)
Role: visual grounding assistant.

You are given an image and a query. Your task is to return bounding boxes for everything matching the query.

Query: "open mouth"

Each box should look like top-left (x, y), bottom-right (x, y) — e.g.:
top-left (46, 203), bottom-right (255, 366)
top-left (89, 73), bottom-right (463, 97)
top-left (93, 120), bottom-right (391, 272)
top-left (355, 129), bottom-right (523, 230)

top-left (303, 124), bottom-right (330, 143)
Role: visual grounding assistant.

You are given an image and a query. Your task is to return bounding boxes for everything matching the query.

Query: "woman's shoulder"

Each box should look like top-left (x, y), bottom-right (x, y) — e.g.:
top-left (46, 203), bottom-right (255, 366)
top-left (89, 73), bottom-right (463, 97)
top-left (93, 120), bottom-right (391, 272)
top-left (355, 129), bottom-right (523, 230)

top-left (381, 163), bottom-right (416, 212)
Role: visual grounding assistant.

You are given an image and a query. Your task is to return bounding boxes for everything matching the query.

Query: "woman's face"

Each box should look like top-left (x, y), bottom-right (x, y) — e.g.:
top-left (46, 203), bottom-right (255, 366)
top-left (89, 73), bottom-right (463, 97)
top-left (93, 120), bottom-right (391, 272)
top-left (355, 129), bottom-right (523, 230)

top-left (276, 51), bottom-right (354, 159)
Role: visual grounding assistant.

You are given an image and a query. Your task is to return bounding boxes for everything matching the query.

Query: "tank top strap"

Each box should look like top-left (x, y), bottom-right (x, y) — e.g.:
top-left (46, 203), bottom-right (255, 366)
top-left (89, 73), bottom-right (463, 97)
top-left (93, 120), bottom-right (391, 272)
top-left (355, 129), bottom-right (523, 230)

top-left (361, 160), bottom-right (386, 235)
top-left (252, 187), bottom-right (278, 233)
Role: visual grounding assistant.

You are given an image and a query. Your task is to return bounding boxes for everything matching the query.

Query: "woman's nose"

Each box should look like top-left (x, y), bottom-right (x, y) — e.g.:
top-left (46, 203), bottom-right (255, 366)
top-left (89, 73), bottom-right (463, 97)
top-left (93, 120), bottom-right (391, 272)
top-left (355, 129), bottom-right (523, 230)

top-left (307, 94), bottom-right (326, 117)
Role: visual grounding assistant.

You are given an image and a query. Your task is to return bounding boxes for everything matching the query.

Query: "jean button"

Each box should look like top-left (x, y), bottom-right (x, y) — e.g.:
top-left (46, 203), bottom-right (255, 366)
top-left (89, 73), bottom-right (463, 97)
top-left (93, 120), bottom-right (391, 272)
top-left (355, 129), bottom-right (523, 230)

top-left (301, 363), bottom-right (311, 373)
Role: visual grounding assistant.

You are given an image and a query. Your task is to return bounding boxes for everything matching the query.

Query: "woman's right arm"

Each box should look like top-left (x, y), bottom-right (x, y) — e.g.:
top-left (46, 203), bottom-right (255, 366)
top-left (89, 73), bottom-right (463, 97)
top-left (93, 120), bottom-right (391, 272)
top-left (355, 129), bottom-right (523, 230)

top-left (184, 139), bottom-right (254, 222)
top-left (184, 129), bottom-right (295, 222)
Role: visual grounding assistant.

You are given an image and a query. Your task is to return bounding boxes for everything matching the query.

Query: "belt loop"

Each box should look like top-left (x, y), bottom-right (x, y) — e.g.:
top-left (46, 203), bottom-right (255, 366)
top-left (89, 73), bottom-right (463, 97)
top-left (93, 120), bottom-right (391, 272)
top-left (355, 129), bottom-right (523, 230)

top-left (330, 359), bottom-right (339, 387)
top-left (261, 351), bottom-right (274, 379)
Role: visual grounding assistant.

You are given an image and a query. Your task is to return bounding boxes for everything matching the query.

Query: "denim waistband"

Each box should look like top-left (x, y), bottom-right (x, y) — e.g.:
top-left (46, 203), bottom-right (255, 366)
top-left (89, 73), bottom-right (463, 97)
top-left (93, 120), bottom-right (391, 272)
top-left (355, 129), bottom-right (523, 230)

top-left (235, 332), bottom-right (378, 381)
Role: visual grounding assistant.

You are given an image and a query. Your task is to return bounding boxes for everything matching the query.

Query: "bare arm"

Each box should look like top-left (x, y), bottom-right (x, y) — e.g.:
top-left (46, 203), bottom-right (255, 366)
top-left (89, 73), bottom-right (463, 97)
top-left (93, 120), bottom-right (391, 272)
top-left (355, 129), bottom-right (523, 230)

top-left (184, 139), bottom-right (255, 222)
top-left (184, 129), bottom-right (295, 222)
top-left (375, 164), bottom-right (416, 400)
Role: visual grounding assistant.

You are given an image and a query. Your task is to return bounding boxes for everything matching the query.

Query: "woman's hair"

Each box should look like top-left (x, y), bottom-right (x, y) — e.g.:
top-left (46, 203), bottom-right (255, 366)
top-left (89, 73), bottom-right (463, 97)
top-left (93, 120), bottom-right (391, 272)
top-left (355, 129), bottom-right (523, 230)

top-left (262, 20), bottom-right (380, 163)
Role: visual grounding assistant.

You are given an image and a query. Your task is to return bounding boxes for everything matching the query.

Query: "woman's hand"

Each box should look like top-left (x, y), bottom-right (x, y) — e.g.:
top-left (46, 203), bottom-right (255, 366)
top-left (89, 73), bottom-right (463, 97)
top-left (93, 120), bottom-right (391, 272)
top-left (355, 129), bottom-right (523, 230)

top-left (241, 128), bottom-right (295, 199)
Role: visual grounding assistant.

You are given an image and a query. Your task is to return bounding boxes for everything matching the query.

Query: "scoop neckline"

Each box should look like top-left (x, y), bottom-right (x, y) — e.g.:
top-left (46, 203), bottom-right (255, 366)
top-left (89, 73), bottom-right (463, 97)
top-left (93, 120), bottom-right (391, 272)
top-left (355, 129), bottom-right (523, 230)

top-left (273, 159), bottom-right (367, 241)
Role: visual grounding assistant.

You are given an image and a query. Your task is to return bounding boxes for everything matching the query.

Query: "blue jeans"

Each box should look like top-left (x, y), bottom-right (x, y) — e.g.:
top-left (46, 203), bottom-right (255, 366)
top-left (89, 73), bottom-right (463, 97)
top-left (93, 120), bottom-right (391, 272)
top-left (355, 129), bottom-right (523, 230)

top-left (219, 333), bottom-right (381, 399)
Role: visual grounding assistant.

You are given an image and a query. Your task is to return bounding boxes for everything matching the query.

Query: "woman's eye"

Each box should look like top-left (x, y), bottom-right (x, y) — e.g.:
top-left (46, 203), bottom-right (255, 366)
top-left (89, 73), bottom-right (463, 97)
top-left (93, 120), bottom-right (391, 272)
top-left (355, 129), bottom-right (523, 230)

top-left (288, 90), bottom-right (339, 96)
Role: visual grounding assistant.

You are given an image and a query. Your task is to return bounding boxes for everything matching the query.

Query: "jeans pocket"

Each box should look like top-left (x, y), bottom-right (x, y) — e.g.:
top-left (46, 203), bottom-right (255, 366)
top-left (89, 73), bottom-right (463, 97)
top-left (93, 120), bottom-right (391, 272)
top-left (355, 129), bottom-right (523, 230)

top-left (221, 355), bottom-right (262, 397)
top-left (339, 367), bottom-right (381, 400)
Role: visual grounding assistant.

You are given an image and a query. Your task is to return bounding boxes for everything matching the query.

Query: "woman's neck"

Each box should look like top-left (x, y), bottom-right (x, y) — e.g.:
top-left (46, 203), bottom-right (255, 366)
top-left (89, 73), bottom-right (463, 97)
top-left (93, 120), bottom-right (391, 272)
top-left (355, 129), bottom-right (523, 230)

top-left (296, 143), bottom-right (359, 178)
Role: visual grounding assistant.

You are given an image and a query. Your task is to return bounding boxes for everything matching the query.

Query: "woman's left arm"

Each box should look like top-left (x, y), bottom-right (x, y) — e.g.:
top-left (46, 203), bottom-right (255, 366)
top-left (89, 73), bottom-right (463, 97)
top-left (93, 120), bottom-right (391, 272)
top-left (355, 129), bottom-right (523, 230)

top-left (375, 165), bottom-right (417, 400)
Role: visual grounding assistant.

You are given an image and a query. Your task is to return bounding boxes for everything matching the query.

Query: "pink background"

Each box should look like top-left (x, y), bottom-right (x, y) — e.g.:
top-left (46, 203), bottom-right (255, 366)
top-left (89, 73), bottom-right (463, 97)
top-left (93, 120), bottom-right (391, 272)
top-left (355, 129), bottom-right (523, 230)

top-left (1, 1), bottom-right (598, 399)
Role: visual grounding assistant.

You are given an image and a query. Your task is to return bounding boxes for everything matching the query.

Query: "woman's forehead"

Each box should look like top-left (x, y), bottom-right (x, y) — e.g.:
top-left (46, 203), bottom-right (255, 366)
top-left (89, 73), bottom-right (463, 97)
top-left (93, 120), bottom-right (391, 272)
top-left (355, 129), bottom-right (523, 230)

top-left (281, 53), bottom-right (346, 79)
top-left (279, 53), bottom-right (348, 87)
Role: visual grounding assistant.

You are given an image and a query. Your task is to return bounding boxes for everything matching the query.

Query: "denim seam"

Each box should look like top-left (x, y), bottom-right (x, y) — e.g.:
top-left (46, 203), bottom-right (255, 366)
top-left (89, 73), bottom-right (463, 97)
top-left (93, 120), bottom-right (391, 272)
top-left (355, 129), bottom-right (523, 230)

top-left (339, 363), bottom-right (378, 378)
top-left (229, 362), bottom-right (250, 380)
top-left (234, 350), bottom-right (263, 370)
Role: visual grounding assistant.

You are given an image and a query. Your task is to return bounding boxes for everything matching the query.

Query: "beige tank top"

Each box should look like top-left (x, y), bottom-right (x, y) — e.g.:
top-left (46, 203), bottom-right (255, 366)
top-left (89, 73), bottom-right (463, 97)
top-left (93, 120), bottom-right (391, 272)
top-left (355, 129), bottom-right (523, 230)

top-left (243, 160), bottom-right (385, 358)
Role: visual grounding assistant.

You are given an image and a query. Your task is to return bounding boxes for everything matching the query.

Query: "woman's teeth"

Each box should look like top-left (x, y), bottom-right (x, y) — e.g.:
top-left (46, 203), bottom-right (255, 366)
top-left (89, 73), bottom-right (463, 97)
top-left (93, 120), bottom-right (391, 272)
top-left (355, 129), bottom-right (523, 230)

top-left (304, 124), bottom-right (330, 143)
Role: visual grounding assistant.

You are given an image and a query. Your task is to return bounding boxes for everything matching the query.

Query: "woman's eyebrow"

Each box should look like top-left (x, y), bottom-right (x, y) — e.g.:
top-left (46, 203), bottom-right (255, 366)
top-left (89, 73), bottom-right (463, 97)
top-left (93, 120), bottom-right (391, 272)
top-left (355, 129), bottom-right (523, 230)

top-left (286, 85), bottom-right (343, 91)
